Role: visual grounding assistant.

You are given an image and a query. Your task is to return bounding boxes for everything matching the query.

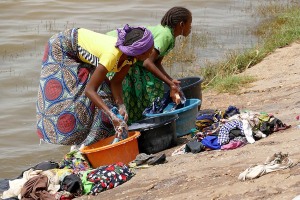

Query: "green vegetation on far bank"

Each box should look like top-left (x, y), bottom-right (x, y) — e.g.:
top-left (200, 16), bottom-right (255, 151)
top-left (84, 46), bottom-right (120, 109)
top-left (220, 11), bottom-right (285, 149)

top-left (165, 1), bottom-right (300, 93)
top-left (203, 1), bottom-right (300, 93)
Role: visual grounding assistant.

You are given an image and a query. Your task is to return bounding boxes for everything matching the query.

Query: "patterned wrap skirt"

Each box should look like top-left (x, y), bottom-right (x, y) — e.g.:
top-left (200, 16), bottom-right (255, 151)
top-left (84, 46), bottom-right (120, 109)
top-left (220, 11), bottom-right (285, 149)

top-left (36, 28), bottom-right (116, 146)
top-left (107, 63), bottom-right (164, 124)
top-left (122, 62), bottom-right (164, 124)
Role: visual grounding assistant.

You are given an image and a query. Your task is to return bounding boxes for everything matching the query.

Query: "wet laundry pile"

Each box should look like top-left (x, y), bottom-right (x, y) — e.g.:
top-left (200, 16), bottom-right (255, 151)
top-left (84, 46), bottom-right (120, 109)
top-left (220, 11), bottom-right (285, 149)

top-left (172, 105), bottom-right (291, 156)
top-left (0, 150), bottom-right (168, 200)
top-left (0, 150), bottom-right (135, 199)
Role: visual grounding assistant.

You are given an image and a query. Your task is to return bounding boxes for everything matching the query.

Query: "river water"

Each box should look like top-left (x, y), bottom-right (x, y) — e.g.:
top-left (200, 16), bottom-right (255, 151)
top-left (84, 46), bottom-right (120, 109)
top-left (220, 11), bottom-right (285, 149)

top-left (0, 0), bottom-right (272, 178)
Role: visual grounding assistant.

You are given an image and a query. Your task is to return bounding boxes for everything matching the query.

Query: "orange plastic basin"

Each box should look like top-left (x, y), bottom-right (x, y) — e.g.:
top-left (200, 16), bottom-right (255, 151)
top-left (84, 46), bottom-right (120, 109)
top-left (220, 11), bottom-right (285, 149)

top-left (80, 131), bottom-right (140, 168)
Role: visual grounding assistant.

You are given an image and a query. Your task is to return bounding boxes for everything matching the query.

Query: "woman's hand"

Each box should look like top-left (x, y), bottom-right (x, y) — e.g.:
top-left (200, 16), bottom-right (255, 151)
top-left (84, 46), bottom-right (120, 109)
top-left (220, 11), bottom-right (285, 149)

top-left (118, 104), bottom-right (128, 122)
top-left (109, 112), bottom-right (128, 136)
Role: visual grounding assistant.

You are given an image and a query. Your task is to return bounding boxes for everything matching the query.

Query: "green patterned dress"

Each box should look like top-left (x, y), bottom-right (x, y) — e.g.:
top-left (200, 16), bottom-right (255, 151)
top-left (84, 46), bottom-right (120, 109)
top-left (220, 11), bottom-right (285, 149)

top-left (107, 25), bottom-right (175, 124)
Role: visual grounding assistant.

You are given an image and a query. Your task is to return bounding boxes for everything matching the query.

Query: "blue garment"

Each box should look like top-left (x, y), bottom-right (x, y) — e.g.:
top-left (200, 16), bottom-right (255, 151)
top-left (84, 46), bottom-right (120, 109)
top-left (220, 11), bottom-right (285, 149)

top-left (201, 135), bottom-right (221, 150)
top-left (111, 107), bottom-right (124, 120)
top-left (110, 107), bottom-right (128, 144)
top-left (142, 91), bottom-right (184, 115)
top-left (0, 179), bottom-right (9, 193)
top-left (223, 105), bottom-right (240, 118)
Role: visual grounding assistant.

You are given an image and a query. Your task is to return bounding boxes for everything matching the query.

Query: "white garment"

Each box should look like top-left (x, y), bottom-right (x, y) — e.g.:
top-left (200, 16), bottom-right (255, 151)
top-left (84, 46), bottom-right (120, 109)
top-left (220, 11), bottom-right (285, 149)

top-left (241, 119), bottom-right (255, 144)
top-left (238, 152), bottom-right (293, 181)
top-left (2, 168), bottom-right (60, 199)
top-left (229, 111), bottom-right (263, 143)
top-left (292, 195), bottom-right (300, 200)
top-left (2, 168), bottom-right (42, 199)
top-left (42, 169), bottom-right (61, 194)
top-left (172, 144), bottom-right (186, 156)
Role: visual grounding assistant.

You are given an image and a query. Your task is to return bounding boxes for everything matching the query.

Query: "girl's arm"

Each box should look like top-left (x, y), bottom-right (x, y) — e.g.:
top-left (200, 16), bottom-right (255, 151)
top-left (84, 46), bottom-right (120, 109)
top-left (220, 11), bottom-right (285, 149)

top-left (154, 56), bottom-right (172, 80)
top-left (143, 49), bottom-right (178, 88)
top-left (155, 56), bottom-right (181, 87)
top-left (143, 49), bottom-right (180, 103)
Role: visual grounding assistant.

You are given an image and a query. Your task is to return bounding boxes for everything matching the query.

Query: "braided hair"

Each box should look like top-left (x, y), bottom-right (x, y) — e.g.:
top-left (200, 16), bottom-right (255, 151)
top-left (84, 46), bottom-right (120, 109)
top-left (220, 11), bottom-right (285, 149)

top-left (161, 7), bottom-right (191, 29)
top-left (123, 28), bottom-right (145, 46)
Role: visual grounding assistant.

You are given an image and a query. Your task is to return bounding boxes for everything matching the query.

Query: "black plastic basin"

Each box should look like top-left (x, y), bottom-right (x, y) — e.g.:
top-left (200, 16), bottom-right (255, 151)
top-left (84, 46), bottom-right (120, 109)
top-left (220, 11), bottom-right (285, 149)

top-left (128, 114), bottom-right (179, 154)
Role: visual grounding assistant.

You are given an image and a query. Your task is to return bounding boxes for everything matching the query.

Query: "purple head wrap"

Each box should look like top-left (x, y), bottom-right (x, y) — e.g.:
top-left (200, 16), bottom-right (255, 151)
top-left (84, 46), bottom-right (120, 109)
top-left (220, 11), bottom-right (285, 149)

top-left (115, 24), bottom-right (154, 56)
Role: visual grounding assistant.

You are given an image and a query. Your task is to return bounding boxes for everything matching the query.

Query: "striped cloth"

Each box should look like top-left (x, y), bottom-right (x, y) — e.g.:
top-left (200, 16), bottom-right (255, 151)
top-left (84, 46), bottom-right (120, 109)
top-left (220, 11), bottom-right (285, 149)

top-left (218, 120), bottom-right (244, 145)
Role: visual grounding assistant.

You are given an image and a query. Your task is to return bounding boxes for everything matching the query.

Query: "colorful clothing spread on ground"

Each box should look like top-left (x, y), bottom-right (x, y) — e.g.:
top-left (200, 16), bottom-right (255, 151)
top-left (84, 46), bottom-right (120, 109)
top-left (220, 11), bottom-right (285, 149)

top-left (107, 25), bottom-right (175, 124)
top-left (36, 28), bottom-right (133, 146)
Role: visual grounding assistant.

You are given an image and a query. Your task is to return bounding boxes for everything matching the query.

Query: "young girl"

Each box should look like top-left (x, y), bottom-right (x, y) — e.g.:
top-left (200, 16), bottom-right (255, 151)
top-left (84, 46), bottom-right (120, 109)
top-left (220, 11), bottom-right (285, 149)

top-left (36, 24), bottom-right (154, 146)
top-left (107, 7), bottom-right (192, 124)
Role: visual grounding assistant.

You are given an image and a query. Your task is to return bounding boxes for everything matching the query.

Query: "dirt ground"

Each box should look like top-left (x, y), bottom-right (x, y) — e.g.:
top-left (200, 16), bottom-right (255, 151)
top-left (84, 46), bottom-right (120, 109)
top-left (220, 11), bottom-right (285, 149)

top-left (77, 42), bottom-right (300, 200)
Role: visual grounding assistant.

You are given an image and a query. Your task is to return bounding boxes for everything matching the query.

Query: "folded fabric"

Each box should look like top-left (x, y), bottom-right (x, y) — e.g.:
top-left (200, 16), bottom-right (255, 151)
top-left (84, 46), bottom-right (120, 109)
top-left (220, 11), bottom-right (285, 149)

top-left (221, 140), bottom-right (245, 150)
top-left (185, 140), bottom-right (205, 153)
top-left (223, 105), bottom-right (240, 118)
top-left (86, 162), bottom-right (134, 195)
top-left (132, 153), bottom-right (166, 166)
top-left (147, 154), bottom-right (166, 165)
top-left (201, 135), bottom-right (221, 150)
top-left (21, 175), bottom-right (55, 200)
top-left (229, 128), bottom-right (243, 139)
top-left (59, 174), bottom-right (83, 197)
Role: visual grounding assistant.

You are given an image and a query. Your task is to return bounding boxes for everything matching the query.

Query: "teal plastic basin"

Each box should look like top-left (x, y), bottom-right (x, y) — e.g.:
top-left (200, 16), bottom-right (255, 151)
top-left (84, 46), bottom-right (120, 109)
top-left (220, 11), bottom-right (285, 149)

top-left (144, 99), bottom-right (201, 137)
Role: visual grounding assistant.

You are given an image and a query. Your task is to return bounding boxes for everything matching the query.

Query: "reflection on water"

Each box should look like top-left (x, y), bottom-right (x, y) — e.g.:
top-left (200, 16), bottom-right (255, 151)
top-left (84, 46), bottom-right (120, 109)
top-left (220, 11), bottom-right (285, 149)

top-left (0, 0), bottom-right (268, 178)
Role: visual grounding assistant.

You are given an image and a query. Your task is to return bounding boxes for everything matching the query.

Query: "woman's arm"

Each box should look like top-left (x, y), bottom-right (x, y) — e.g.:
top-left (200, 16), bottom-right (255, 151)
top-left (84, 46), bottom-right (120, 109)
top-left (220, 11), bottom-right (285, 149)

top-left (85, 65), bottom-right (111, 114)
top-left (85, 64), bottom-right (126, 126)
top-left (110, 64), bottom-right (130, 105)
top-left (110, 64), bottom-right (130, 121)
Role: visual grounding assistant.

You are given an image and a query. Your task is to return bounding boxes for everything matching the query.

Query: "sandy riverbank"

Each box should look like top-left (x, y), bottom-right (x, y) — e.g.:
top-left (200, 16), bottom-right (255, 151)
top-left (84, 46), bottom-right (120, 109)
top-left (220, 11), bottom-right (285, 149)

top-left (76, 42), bottom-right (300, 200)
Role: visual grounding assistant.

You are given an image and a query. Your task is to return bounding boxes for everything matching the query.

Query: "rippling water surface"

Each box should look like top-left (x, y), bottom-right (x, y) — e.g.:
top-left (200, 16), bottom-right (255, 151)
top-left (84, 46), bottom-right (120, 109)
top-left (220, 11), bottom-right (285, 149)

top-left (0, 0), bottom-right (265, 178)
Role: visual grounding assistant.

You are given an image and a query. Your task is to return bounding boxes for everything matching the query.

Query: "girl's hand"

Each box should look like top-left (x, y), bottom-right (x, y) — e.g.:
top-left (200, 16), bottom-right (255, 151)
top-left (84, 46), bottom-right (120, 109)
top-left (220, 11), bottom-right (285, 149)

top-left (171, 79), bottom-right (181, 86)
top-left (170, 84), bottom-right (180, 104)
